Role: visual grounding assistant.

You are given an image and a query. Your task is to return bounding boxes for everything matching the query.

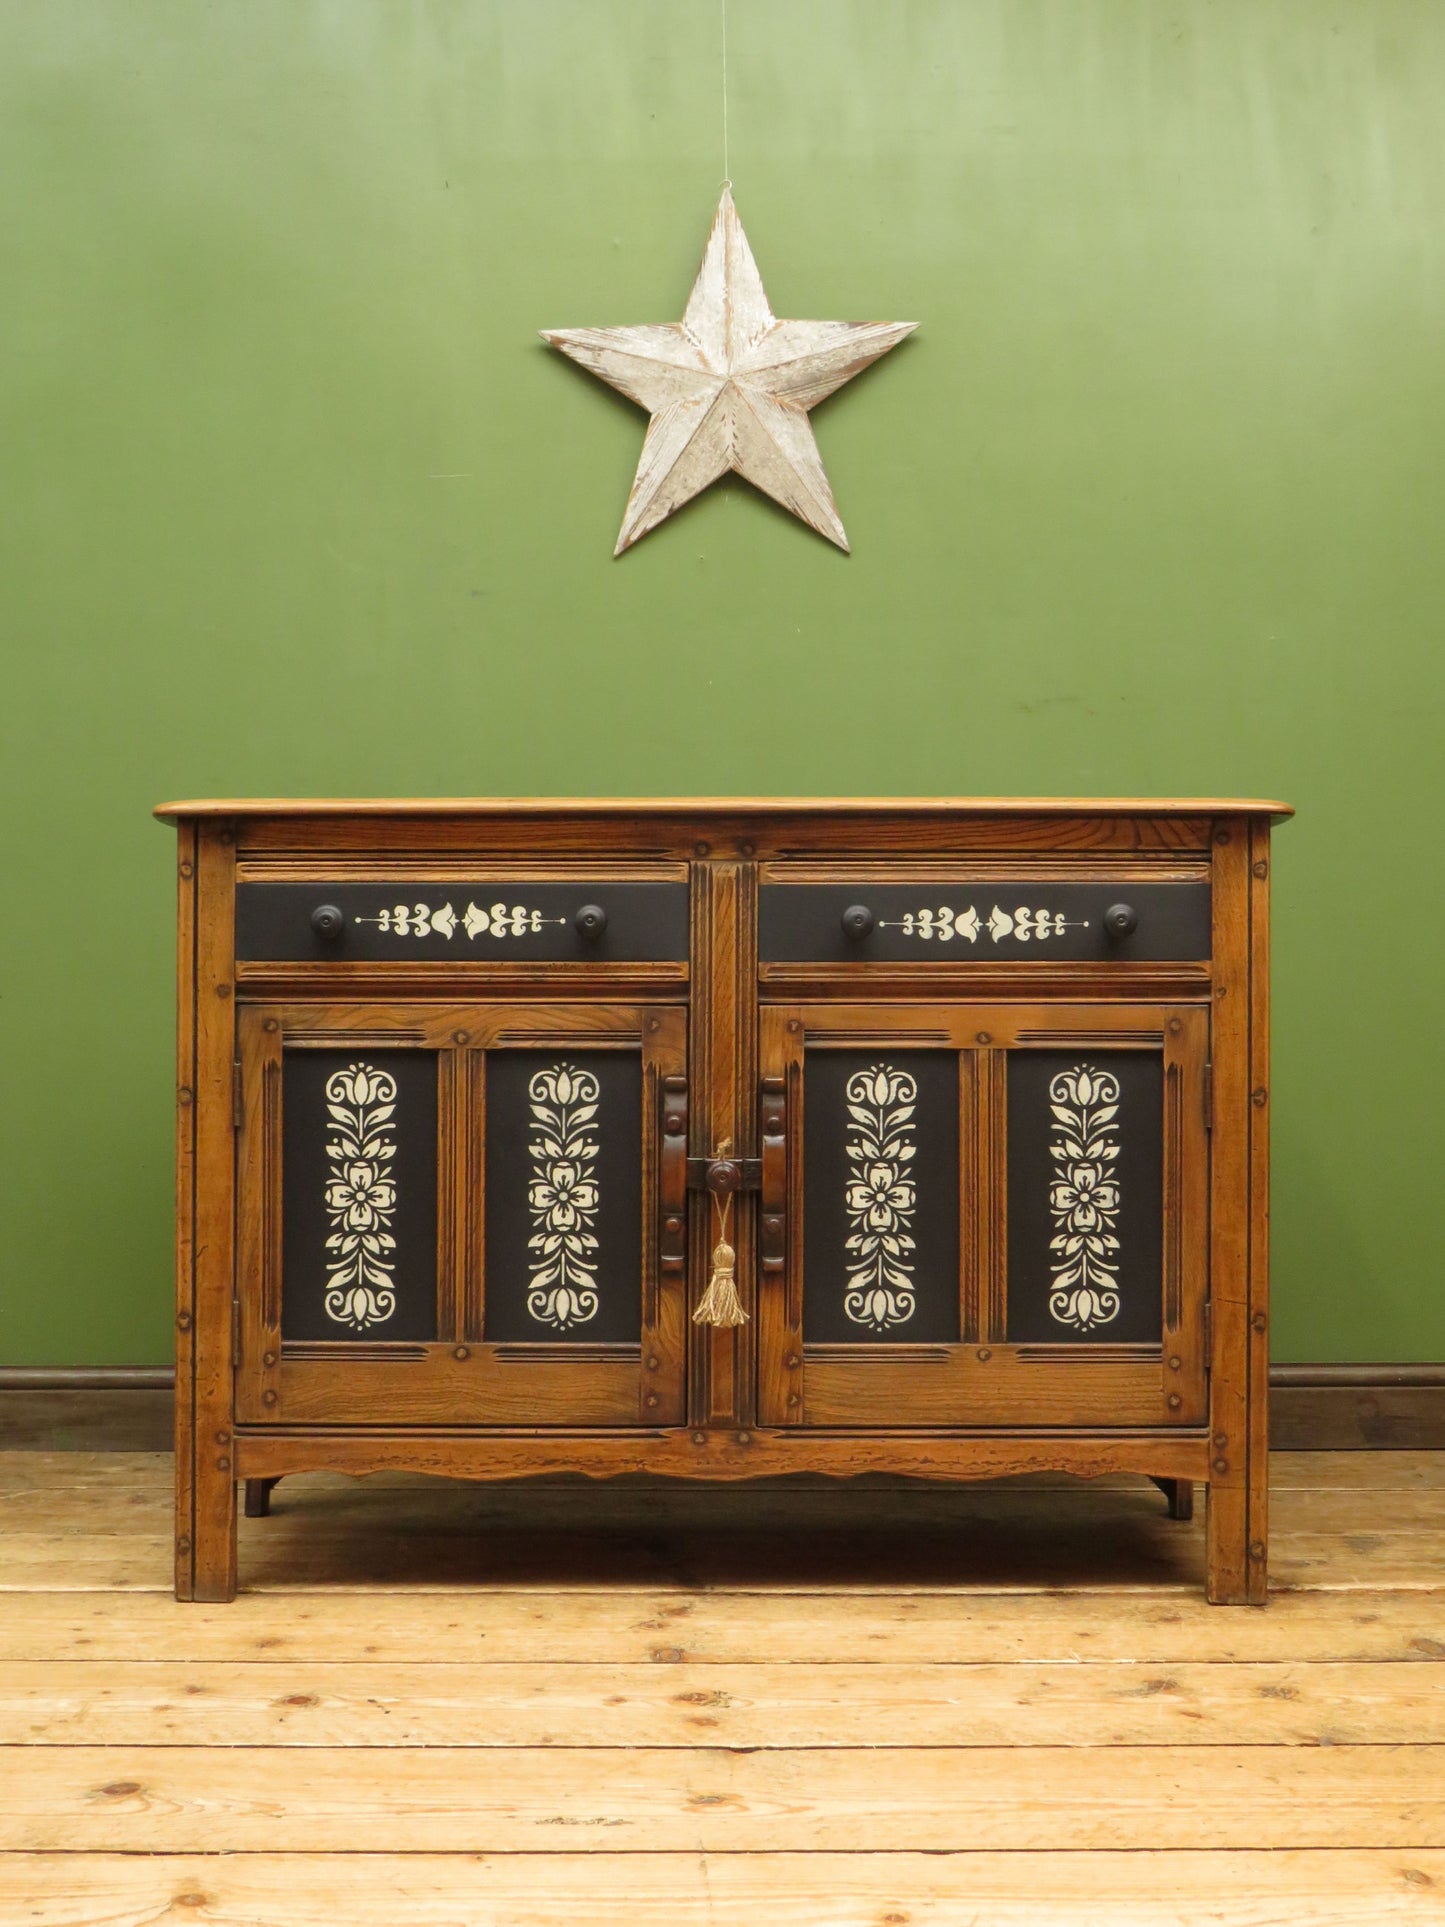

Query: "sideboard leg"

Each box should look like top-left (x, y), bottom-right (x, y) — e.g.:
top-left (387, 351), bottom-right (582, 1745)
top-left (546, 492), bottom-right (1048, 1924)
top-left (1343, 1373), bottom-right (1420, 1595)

top-left (1206, 1480), bottom-right (1241, 1603)
top-left (173, 1441), bottom-right (195, 1602)
top-left (1206, 1477), bottom-right (1264, 1604)
top-left (1151, 1476), bottom-right (1194, 1521)
top-left (188, 821), bottom-right (239, 1603)
top-left (1205, 823), bottom-right (1269, 1607)
top-left (244, 1477), bottom-right (280, 1519)
top-left (192, 1461), bottom-right (238, 1603)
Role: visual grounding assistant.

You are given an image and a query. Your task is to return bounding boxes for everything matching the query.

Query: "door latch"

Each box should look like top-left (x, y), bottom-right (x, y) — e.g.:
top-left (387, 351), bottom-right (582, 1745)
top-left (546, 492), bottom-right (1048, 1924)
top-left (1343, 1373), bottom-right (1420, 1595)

top-left (686, 1155), bottom-right (761, 1193)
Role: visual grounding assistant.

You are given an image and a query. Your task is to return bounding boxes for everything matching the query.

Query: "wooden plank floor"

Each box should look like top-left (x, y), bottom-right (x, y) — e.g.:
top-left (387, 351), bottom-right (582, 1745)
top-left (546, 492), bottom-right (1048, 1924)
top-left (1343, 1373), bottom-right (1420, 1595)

top-left (0, 1453), bottom-right (1442, 1922)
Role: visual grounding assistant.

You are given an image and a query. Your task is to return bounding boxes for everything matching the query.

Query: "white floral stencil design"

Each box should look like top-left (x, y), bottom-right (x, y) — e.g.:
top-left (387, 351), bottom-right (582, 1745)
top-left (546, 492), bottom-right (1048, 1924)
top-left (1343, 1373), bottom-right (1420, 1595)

top-left (878, 904), bottom-right (1089, 943)
top-left (527, 1065), bottom-right (601, 1329)
top-left (844, 1064), bottom-right (918, 1331)
top-left (323, 1063), bottom-right (398, 1330)
top-left (351, 900), bottom-right (568, 939)
top-left (1047, 1064), bottom-right (1122, 1331)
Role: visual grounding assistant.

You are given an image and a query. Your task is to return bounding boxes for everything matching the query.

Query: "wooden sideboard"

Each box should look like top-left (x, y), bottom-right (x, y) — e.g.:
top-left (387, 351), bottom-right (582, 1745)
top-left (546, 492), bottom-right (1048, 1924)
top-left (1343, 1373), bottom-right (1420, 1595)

top-left (158, 797), bottom-right (1290, 1603)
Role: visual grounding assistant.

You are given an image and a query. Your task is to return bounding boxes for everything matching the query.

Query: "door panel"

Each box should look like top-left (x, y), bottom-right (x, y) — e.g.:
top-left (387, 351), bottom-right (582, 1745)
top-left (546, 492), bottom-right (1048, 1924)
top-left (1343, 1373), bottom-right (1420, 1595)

top-left (481, 1049), bottom-right (643, 1345)
top-left (758, 1003), bottom-right (1209, 1430)
top-left (236, 1001), bottom-right (687, 1427)
top-left (801, 1049), bottom-right (961, 1346)
top-left (1003, 1048), bottom-right (1164, 1347)
top-left (279, 1047), bottom-right (440, 1344)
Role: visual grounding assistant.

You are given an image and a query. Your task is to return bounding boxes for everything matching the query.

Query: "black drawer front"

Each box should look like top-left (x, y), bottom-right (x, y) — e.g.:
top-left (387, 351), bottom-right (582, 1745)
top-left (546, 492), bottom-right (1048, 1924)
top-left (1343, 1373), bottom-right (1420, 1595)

top-left (236, 882), bottom-right (690, 963)
top-left (759, 882), bottom-right (1211, 963)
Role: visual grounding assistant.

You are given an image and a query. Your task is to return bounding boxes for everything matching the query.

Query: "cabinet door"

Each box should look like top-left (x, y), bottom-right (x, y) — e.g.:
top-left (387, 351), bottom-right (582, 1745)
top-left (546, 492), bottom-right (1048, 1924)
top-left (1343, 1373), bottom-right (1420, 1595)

top-left (235, 1002), bottom-right (687, 1427)
top-left (758, 1003), bottom-right (1208, 1429)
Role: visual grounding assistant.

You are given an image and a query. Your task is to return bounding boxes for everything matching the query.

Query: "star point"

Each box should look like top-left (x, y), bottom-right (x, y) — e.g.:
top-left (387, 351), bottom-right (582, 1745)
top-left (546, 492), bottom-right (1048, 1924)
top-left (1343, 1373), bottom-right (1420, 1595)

top-left (544, 190), bottom-right (914, 554)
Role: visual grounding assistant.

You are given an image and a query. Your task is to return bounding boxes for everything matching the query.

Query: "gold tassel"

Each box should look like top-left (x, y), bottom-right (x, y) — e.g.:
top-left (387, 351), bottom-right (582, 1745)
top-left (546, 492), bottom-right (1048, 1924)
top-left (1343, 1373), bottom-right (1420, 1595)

top-left (693, 1145), bottom-right (749, 1328)
top-left (693, 1238), bottom-right (747, 1328)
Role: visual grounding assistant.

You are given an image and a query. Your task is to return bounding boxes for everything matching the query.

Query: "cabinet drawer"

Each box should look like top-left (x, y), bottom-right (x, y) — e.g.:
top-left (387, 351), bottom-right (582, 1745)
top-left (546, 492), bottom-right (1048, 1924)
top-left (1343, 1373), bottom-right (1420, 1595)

top-left (236, 880), bottom-right (690, 964)
top-left (759, 880), bottom-right (1211, 963)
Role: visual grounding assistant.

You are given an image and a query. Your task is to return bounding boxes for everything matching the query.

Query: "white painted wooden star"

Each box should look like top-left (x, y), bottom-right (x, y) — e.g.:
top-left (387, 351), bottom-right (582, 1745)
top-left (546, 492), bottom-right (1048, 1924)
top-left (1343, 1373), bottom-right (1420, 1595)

top-left (542, 189), bottom-right (915, 554)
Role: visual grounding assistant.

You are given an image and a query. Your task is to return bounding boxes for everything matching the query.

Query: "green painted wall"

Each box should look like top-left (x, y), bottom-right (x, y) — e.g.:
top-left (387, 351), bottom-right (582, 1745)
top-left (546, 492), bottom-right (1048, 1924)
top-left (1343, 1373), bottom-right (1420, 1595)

top-left (2, 1), bottom-right (1441, 1366)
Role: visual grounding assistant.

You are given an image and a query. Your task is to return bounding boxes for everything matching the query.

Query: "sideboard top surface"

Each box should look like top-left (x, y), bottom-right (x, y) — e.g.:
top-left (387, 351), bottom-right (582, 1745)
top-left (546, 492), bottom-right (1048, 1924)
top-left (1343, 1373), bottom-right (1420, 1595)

top-left (155, 796), bottom-right (1294, 821)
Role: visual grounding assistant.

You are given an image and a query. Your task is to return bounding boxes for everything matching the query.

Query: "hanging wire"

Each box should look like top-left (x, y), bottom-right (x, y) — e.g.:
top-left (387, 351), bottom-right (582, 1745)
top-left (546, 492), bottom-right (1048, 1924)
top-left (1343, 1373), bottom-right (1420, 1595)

top-left (721, 0), bottom-right (731, 188)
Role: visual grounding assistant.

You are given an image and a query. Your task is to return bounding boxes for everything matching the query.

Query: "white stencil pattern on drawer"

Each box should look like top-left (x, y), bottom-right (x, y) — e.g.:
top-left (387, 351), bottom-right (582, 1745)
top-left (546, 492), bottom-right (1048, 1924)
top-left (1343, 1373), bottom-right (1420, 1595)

top-left (1048, 1065), bottom-right (1122, 1331)
top-left (844, 1065), bottom-right (918, 1331)
top-left (878, 904), bottom-right (1090, 942)
top-left (527, 1065), bottom-right (601, 1329)
top-left (322, 1063), bottom-right (398, 1331)
top-left (353, 900), bottom-right (568, 939)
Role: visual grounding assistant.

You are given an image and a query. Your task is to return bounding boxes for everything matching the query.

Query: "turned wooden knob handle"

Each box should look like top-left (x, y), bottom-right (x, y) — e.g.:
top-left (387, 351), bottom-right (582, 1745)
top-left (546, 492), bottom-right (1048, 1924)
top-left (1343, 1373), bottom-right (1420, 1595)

top-left (574, 903), bottom-right (608, 940)
top-left (310, 904), bottom-right (345, 942)
top-left (1103, 902), bottom-right (1138, 939)
top-left (841, 903), bottom-right (876, 940)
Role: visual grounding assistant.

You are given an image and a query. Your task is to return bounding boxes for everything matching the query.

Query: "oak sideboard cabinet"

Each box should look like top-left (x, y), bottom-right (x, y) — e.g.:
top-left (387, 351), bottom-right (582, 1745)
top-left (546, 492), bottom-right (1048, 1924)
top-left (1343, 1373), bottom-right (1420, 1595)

top-left (160, 797), bottom-right (1289, 1603)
